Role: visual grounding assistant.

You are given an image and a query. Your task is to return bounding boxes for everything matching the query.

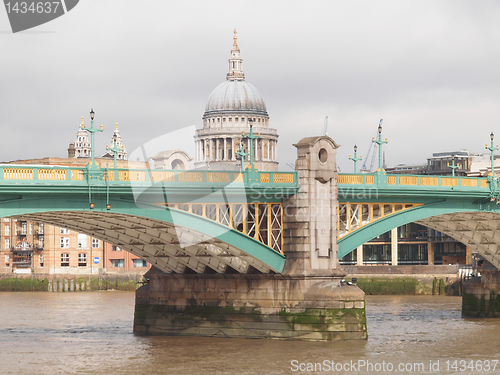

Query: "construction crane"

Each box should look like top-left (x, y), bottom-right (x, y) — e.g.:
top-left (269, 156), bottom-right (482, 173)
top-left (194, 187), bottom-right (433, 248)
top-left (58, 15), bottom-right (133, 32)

top-left (360, 119), bottom-right (383, 172)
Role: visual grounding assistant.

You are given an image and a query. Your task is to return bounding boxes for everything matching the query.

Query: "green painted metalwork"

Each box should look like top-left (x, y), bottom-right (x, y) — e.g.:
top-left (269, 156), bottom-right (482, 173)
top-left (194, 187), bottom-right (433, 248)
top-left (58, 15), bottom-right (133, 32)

top-left (0, 164), bottom-right (296, 273)
top-left (0, 195), bottom-right (286, 273)
top-left (337, 170), bottom-right (498, 258)
top-left (236, 144), bottom-right (249, 173)
top-left (0, 165), bottom-right (298, 193)
top-left (337, 172), bottom-right (489, 199)
top-left (372, 120), bottom-right (387, 171)
top-left (486, 132), bottom-right (499, 177)
top-left (337, 198), bottom-right (500, 258)
top-left (106, 128), bottom-right (123, 169)
top-left (448, 156), bottom-right (458, 177)
top-left (348, 145), bottom-right (362, 173)
top-left (242, 122), bottom-right (260, 171)
top-left (81, 109), bottom-right (104, 169)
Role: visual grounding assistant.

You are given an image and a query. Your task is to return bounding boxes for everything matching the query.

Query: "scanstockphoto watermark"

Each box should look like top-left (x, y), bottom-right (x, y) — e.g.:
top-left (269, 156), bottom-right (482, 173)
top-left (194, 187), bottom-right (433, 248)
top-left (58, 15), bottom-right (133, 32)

top-left (290, 359), bottom-right (499, 373)
top-left (3, 0), bottom-right (79, 33)
top-left (127, 126), bottom-right (241, 248)
top-left (337, 186), bottom-right (380, 201)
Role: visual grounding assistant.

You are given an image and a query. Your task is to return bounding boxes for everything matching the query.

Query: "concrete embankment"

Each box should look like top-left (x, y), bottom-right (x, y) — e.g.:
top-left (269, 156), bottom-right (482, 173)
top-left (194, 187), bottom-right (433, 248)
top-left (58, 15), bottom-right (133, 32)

top-left (344, 265), bottom-right (461, 295)
top-left (0, 273), bottom-right (144, 292)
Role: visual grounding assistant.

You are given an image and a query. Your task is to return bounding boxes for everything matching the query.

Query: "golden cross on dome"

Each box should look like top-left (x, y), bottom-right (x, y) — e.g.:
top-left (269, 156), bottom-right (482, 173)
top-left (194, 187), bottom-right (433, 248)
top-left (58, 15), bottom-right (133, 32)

top-left (233, 28), bottom-right (237, 46)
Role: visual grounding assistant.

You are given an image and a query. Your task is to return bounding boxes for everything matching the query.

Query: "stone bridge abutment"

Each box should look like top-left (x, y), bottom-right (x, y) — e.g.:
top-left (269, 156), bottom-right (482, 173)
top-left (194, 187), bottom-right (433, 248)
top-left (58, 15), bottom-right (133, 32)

top-left (134, 136), bottom-right (367, 340)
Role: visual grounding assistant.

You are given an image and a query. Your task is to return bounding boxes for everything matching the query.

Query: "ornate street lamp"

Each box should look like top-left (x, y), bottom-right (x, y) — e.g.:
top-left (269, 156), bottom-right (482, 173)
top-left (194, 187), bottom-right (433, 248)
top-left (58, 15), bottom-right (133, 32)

top-left (448, 155), bottom-right (458, 177)
top-left (372, 119), bottom-right (388, 171)
top-left (485, 132), bottom-right (499, 177)
top-left (235, 144), bottom-right (249, 173)
top-left (348, 145), bottom-right (362, 173)
top-left (242, 120), bottom-right (260, 171)
top-left (81, 108), bottom-right (104, 167)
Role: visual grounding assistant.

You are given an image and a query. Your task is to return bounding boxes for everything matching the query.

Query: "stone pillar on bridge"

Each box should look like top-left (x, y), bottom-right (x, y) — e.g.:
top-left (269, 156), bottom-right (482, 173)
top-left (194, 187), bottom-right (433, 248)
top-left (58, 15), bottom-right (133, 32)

top-left (134, 135), bottom-right (367, 341)
top-left (282, 136), bottom-right (342, 275)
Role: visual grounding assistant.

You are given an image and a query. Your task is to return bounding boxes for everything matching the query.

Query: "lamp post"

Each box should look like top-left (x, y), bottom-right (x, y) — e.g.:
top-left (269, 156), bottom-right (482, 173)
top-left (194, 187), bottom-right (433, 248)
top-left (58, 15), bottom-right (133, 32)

top-left (106, 124), bottom-right (122, 169)
top-left (486, 132), bottom-right (499, 177)
top-left (372, 119), bottom-right (388, 172)
top-left (242, 120), bottom-right (260, 171)
top-left (235, 144), bottom-right (249, 173)
top-left (348, 145), bottom-right (362, 173)
top-left (448, 155), bottom-right (458, 177)
top-left (81, 108), bottom-right (104, 168)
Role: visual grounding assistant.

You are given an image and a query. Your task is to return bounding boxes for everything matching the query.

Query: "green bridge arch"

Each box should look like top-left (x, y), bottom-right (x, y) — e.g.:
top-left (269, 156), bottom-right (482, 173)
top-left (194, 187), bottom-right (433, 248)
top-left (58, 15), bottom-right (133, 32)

top-left (0, 195), bottom-right (285, 274)
top-left (337, 198), bottom-right (500, 268)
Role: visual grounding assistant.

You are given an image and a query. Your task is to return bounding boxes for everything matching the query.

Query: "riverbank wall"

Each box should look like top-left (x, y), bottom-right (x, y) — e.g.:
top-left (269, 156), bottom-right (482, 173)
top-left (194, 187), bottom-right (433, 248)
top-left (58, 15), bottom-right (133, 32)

top-left (344, 265), bottom-right (461, 295)
top-left (0, 273), bottom-right (144, 291)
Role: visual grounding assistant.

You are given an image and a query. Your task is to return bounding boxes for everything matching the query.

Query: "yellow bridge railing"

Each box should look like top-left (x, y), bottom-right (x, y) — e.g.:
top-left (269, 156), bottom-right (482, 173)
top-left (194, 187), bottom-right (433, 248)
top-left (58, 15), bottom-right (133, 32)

top-left (338, 173), bottom-right (488, 189)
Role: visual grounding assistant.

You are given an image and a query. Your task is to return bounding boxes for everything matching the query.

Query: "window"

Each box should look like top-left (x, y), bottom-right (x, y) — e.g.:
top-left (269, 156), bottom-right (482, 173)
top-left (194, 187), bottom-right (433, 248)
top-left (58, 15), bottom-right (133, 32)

top-left (38, 223), bottom-right (44, 234)
top-left (38, 237), bottom-right (44, 248)
top-left (21, 222), bottom-right (27, 235)
top-left (92, 238), bottom-right (100, 248)
top-left (60, 228), bottom-right (70, 235)
top-left (5, 254), bottom-right (9, 265)
top-left (78, 233), bottom-right (87, 249)
top-left (60, 237), bottom-right (70, 248)
top-left (29, 223), bottom-right (32, 235)
top-left (112, 246), bottom-right (122, 252)
top-left (3, 218), bottom-right (9, 222)
top-left (39, 254), bottom-right (44, 267)
top-left (14, 225), bottom-right (17, 235)
top-left (110, 259), bottom-right (124, 268)
top-left (61, 253), bottom-right (69, 267)
top-left (78, 253), bottom-right (87, 267)
top-left (5, 225), bottom-right (9, 235)
top-left (133, 259), bottom-right (148, 268)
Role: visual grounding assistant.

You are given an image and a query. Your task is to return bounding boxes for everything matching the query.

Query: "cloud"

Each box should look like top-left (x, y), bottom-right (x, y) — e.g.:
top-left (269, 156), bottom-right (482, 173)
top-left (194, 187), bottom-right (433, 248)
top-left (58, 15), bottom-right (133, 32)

top-left (1, 0), bottom-right (500, 173)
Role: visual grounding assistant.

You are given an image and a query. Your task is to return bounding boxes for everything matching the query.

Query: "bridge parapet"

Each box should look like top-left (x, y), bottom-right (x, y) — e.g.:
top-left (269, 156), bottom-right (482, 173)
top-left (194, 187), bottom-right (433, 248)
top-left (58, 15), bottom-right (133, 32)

top-left (338, 172), bottom-right (490, 200)
top-left (0, 164), bottom-right (298, 267)
top-left (0, 164), bottom-right (298, 191)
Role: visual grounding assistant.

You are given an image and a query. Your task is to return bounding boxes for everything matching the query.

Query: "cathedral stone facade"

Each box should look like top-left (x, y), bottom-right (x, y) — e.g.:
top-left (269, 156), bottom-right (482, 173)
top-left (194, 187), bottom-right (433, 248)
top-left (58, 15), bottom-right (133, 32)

top-left (194, 30), bottom-right (279, 171)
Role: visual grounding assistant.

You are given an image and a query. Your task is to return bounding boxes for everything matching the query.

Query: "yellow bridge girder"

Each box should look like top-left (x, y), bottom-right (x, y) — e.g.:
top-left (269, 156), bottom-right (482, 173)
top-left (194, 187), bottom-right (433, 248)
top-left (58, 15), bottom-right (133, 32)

top-left (156, 202), bottom-right (284, 254)
top-left (337, 202), bottom-right (423, 239)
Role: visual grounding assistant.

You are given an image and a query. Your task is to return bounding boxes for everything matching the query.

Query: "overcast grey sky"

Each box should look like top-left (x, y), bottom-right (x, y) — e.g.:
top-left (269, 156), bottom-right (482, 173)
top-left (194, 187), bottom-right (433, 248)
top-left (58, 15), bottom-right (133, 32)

top-left (2, 0), bottom-right (500, 172)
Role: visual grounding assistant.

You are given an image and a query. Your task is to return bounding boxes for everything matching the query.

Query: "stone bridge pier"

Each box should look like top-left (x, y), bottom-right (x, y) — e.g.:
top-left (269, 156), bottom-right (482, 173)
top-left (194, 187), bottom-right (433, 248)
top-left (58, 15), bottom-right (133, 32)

top-left (133, 136), bottom-right (367, 340)
top-left (463, 270), bottom-right (500, 317)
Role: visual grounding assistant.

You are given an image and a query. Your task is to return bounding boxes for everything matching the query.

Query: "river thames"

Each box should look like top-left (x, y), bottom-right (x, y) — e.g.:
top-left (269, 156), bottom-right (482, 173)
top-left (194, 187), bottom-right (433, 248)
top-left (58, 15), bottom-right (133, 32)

top-left (0, 292), bottom-right (499, 375)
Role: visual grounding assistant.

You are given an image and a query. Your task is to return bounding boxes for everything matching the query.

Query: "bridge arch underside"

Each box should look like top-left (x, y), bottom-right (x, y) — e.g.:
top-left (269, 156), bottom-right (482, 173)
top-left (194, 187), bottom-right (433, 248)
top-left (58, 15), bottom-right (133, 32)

top-left (3, 197), bottom-right (285, 274)
top-left (337, 201), bottom-right (500, 269)
top-left (417, 212), bottom-right (500, 269)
